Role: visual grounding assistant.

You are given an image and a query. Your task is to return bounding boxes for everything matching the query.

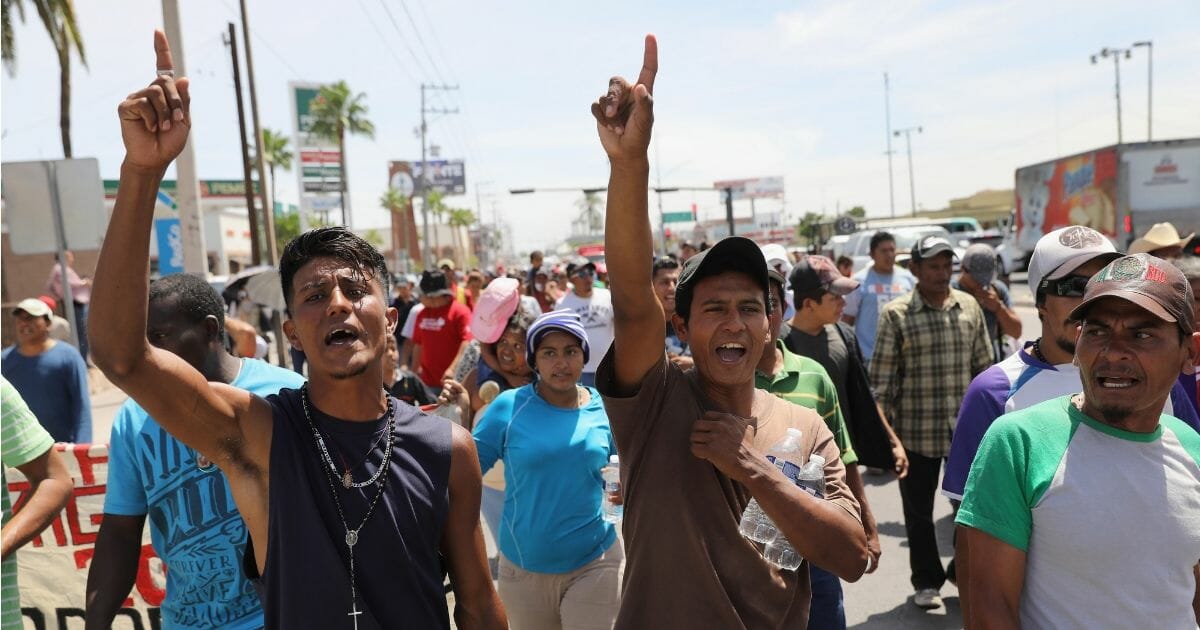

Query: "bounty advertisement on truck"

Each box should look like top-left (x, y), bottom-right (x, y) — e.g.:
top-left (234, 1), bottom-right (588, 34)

top-left (1014, 148), bottom-right (1118, 251)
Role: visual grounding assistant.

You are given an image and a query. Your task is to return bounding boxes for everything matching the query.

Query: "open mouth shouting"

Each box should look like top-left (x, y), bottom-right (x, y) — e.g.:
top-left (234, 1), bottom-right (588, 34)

top-left (715, 342), bottom-right (747, 364)
top-left (1094, 373), bottom-right (1140, 390)
top-left (324, 325), bottom-right (362, 347)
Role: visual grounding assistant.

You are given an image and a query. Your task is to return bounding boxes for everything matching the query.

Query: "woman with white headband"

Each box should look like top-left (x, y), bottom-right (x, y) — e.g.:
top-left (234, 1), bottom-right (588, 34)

top-left (471, 309), bottom-right (622, 629)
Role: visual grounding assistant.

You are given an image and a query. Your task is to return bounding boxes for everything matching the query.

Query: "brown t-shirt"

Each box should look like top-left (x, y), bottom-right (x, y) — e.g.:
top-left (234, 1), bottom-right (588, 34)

top-left (597, 352), bottom-right (860, 629)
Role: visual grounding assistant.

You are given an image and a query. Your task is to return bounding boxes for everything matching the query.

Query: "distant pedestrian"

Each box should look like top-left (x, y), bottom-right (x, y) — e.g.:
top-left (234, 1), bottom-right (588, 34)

top-left (958, 253), bottom-right (1200, 628)
top-left (36, 295), bottom-right (75, 347)
top-left (842, 232), bottom-right (916, 364)
top-left (1128, 221), bottom-right (1192, 260)
top-left (678, 240), bottom-right (698, 261)
top-left (555, 261), bottom-right (614, 387)
top-left (1172, 256), bottom-right (1200, 417)
top-left (44, 249), bottom-right (91, 361)
top-left (952, 243), bottom-right (1022, 362)
top-left (652, 255), bottom-right (692, 369)
top-left (2, 298), bottom-right (92, 443)
top-left (411, 269), bottom-right (473, 399)
top-left (835, 256), bottom-right (853, 278)
top-left (390, 274), bottom-right (419, 357)
top-left (1, 377), bottom-right (72, 630)
top-left (870, 234), bottom-right (991, 610)
top-left (472, 310), bottom-right (621, 629)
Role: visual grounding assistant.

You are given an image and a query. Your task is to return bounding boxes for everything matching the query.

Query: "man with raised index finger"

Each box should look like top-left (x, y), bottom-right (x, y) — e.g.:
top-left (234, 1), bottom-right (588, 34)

top-left (88, 31), bottom-right (505, 630)
top-left (592, 35), bottom-right (868, 629)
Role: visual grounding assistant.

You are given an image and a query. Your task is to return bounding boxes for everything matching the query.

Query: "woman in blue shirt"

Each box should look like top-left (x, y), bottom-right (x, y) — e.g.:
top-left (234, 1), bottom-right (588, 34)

top-left (472, 309), bottom-right (622, 629)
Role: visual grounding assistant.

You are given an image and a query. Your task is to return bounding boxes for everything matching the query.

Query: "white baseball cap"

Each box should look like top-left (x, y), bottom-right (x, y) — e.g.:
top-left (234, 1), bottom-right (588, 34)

top-left (1027, 226), bottom-right (1121, 296)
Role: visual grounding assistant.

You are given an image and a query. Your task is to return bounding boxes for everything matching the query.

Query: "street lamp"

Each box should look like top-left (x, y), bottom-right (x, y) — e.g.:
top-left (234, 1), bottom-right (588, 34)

top-left (1091, 46), bottom-right (1132, 144)
top-left (893, 126), bottom-right (922, 216)
top-left (1132, 40), bottom-right (1153, 140)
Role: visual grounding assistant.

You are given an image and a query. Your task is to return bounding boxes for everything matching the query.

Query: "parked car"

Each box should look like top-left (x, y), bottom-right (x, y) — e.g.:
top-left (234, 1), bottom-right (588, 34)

top-left (842, 225), bottom-right (962, 274)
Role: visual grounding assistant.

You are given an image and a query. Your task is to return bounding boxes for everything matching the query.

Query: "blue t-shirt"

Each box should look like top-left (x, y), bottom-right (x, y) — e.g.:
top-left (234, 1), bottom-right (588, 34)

top-left (473, 383), bottom-right (616, 574)
top-left (2, 342), bottom-right (92, 443)
top-left (843, 266), bottom-right (915, 362)
top-left (104, 359), bottom-right (304, 629)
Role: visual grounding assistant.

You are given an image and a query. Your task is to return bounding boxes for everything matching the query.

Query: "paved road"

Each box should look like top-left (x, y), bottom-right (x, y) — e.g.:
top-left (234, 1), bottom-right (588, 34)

top-left (90, 276), bottom-right (1044, 629)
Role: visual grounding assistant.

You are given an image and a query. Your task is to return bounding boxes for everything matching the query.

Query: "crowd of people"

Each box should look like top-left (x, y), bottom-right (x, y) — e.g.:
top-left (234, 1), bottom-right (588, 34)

top-left (2, 31), bottom-right (1199, 630)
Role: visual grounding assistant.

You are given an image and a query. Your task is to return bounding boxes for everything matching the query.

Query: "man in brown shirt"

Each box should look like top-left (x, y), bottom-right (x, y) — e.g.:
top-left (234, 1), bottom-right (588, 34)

top-left (592, 35), bottom-right (869, 629)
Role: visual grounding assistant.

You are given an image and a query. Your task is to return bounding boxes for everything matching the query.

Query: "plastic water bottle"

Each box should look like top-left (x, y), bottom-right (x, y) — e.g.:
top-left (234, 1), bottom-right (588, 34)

top-left (739, 428), bottom-right (805, 543)
top-left (602, 455), bottom-right (623, 523)
top-left (763, 453), bottom-right (826, 570)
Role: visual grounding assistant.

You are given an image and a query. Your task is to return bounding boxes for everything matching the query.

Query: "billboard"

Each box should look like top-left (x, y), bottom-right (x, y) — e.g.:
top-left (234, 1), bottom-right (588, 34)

top-left (1015, 149), bottom-right (1118, 250)
top-left (1124, 146), bottom-right (1200, 212)
top-left (389, 160), bottom-right (467, 196)
top-left (290, 83), bottom-right (343, 215)
top-left (712, 176), bottom-right (785, 201)
top-left (8, 444), bottom-right (165, 628)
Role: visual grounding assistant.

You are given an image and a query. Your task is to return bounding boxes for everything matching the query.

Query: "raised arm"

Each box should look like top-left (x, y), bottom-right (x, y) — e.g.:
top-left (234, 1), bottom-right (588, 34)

top-left (89, 31), bottom-right (271, 479)
top-left (592, 35), bottom-right (663, 392)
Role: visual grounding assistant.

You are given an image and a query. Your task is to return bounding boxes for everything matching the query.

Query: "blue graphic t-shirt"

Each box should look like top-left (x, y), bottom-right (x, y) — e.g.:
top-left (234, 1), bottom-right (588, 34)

top-left (843, 266), bottom-right (915, 362)
top-left (105, 359), bottom-right (304, 629)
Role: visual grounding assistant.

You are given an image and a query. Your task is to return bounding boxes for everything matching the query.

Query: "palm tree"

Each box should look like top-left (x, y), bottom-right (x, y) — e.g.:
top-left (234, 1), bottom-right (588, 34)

top-left (307, 81), bottom-right (374, 226)
top-left (446, 207), bottom-right (476, 267)
top-left (379, 187), bottom-right (410, 272)
top-left (4, 0), bottom-right (87, 157)
top-left (260, 128), bottom-right (293, 210)
top-left (575, 191), bottom-right (604, 237)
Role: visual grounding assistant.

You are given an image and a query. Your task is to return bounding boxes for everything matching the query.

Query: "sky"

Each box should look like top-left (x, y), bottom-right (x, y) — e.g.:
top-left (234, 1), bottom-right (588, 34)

top-left (3, 0), bottom-right (1198, 257)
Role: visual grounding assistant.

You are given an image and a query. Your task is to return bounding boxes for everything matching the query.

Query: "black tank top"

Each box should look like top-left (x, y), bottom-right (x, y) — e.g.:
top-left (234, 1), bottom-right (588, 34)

top-left (245, 388), bottom-right (452, 629)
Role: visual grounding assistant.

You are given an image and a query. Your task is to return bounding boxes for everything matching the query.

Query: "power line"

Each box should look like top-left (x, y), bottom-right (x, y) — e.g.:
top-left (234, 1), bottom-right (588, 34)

top-left (354, 0), bottom-right (420, 85)
top-left (217, 0), bottom-right (302, 77)
top-left (374, 0), bottom-right (435, 81)
top-left (383, 0), bottom-right (447, 84)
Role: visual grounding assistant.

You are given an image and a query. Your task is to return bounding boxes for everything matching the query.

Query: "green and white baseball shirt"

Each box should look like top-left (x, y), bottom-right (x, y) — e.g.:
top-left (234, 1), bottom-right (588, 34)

top-left (2, 377), bottom-right (56, 629)
top-left (957, 396), bottom-right (1200, 629)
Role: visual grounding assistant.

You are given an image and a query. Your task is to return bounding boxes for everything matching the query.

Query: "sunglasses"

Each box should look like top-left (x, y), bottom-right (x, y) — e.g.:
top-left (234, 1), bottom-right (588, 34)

top-left (1039, 275), bottom-right (1090, 298)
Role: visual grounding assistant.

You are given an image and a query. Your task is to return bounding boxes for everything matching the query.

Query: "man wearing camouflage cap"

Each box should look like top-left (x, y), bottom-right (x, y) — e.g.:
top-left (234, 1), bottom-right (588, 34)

top-left (958, 253), bottom-right (1200, 628)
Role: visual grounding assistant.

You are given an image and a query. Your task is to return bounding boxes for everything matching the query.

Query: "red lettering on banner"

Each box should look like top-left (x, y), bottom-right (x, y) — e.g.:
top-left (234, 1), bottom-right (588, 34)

top-left (69, 444), bottom-right (108, 486)
top-left (66, 485), bottom-right (106, 545)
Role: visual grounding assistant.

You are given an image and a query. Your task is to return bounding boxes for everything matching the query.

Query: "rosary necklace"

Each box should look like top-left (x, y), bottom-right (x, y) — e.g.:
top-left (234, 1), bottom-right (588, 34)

top-left (300, 384), bottom-right (395, 628)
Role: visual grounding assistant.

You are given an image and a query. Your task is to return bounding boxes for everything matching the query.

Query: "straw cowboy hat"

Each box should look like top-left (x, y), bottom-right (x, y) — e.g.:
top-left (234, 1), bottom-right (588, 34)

top-left (1128, 222), bottom-right (1194, 255)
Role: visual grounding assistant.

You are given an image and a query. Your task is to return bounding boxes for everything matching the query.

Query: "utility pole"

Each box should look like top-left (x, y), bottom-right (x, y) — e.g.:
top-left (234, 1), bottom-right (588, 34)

top-left (225, 23), bottom-right (261, 265)
top-left (894, 126), bottom-right (922, 216)
top-left (161, 0), bottom-right (208, 274)
top-left (475, 181), bottom-right (491, 270)
top-left (1132, 41), bottom-right (1153, 140)
top-left (655, 137), bottom-right (666, 254)
top-left (240, 0), bottom-right (276, 262)
top-left (419, 83), bottom-right (458, 268)
top-left (1091, 47), bottom-right (1131, 145)
top-left (724, 187), bottom-right (735, 237)
top-left (884, 72), bottom-right (896, 218)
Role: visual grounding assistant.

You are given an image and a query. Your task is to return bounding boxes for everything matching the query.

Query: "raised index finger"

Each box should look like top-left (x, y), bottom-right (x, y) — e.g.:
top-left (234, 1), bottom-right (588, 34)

top-left (154, 29), bottom-right (175, 72)
top-left (637, 34), bottom-right (658, 94)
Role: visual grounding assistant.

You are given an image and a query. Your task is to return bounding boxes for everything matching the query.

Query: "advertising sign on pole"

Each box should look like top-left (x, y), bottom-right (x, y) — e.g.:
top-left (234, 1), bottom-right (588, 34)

top-left (389, 159), bottom-right (467, 195)
top-left (290, 82), bottom-right (343, 225)
top-left (711, 176), bottom-right (785, 201)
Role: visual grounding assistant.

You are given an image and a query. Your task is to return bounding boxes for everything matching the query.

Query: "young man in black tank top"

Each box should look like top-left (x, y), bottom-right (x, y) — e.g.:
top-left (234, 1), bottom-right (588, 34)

top-left (89, 31), bottom-right (505, 629)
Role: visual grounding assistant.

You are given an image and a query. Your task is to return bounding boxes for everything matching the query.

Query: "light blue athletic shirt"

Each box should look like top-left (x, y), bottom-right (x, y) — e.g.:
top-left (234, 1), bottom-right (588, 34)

top-left (473, 383), bottom-right (617, 574)
top-left (843, 266), bottom-right (915, 362)
top-left (105, 359), bottom-right (304, 629)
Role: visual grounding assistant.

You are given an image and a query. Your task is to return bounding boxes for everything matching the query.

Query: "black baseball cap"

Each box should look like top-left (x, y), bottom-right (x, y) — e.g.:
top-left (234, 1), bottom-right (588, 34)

top-left (419, 270), bottom-right (452, 297)
top-left (675, 236), bottom-right (770, 318)
top-left (911, 234), bottom-right (957, 262)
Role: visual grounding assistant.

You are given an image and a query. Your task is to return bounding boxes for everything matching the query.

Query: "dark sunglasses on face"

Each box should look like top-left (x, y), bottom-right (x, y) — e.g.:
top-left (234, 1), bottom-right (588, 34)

top-left (1039, 275), bottom-right (1090, 298)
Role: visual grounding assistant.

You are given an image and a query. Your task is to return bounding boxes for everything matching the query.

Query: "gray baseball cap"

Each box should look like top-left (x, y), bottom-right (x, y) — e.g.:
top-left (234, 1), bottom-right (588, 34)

top-left (1028, 226), bottom-right (1121, 297)
top-left (961, 244), bottom-right (998, 287)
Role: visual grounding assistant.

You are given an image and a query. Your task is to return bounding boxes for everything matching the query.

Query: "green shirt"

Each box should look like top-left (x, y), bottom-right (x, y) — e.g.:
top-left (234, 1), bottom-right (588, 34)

top-left (1, 377), bottom-right (56, 629)
top-left (756, 340), bottom-right (857, 465)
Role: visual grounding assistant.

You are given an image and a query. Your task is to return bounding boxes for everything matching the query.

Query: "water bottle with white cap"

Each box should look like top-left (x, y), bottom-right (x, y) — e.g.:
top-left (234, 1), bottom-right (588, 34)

top-left (763, 452), bottom-right (826, 570)
top-left (602, 455), bottom-right (622, 523)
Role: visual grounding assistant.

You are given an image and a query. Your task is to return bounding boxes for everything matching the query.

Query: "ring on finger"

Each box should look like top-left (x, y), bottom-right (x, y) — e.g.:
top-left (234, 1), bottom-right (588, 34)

top-left (157, 69), bottom-right (175, 78)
